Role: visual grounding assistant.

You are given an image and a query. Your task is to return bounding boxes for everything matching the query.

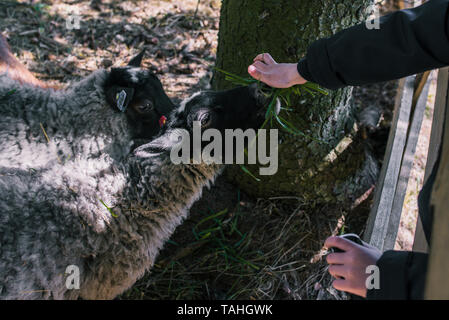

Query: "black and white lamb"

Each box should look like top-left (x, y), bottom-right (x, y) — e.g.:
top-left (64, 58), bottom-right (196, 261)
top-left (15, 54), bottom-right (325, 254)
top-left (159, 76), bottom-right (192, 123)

top-left (0, 45), bottom-right (272, 299)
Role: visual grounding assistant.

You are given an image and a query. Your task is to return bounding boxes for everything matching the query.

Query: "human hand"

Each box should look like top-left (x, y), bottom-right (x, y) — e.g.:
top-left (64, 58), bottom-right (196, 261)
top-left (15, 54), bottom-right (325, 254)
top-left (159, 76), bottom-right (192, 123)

top-left (324, 236), bottom-right (382, 298)
top-left (247, 53), bottom-right (307, 88)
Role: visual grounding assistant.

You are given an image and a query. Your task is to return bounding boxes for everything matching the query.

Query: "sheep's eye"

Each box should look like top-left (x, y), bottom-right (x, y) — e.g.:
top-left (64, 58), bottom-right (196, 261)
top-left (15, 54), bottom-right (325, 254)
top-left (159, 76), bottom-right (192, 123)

top-left (138, 103), bottom-right (154, 113)
top-left (198, 112), bottom-right (211, 127)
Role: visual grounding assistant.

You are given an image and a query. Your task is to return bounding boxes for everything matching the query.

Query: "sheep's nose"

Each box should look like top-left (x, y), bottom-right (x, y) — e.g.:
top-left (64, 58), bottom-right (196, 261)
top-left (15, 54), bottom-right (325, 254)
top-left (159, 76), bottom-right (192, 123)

top-left (256, 88), bottom-right (272, 107)
top-left (248, 83), bottom-right (271, 109)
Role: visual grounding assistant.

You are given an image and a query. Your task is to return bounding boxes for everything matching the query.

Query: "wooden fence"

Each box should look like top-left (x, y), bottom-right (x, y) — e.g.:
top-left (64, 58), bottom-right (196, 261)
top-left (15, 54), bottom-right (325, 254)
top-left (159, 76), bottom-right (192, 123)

top-left (363, 67), bottom-right (449, 299)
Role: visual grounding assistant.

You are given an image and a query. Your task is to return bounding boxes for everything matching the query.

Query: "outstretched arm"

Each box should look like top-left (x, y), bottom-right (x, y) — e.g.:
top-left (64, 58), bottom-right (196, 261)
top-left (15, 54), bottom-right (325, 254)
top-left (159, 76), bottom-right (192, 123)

top-left (249, 0), bottom-right (449, 89)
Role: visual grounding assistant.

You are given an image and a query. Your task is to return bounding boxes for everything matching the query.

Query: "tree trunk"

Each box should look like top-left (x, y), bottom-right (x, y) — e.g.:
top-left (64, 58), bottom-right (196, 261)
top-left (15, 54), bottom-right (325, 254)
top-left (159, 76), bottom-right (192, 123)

top-left (214, 0), bottom-right (376, 204)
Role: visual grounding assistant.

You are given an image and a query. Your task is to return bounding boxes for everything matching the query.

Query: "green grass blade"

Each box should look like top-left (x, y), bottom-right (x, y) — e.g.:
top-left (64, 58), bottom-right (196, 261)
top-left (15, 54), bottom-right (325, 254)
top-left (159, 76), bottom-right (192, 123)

top-left (195, 208), bottom-right (228, 228)
top-left (240, 165), bottom-right (261, 182)
top-left (98, 198), bottom-right (118, 218)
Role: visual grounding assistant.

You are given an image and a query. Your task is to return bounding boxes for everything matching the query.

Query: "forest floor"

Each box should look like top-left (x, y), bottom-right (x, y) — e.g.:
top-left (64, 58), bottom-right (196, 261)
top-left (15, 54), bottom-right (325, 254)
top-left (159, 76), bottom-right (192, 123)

top-left (1, 0), bottom-right (430, 300)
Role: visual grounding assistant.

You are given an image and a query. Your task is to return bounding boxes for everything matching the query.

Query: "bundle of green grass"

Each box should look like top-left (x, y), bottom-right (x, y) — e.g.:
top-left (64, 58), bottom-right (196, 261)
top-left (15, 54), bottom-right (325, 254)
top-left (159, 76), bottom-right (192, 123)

top-left (215, 68), bottom-right (328, 180)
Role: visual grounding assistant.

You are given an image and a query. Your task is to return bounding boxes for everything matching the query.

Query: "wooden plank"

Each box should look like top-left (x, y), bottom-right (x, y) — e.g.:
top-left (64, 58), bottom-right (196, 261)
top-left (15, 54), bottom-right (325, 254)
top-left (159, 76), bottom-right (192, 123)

top-left (363, 78), bottom-right (405, 244)
top-left (364, 76), bottom-right (415, 251)
top-left (424, 68), bottom-right (449, 182)
top-left (363, 78), bottom-right (408, 247)
top-left (413, 71), bottom-right (431, 108)
top-left (385, 77), bottom-right (431, 250)
top-left (413, 68), bottom-right (449, 253)
top-left (425, 69), bottom-right (449, 299)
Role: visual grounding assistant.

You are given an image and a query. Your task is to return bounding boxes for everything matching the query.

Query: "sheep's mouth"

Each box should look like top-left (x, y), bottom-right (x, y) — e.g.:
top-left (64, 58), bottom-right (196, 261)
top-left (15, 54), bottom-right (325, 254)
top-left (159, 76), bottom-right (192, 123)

top-left (253, 96), bottom-right (281, 127)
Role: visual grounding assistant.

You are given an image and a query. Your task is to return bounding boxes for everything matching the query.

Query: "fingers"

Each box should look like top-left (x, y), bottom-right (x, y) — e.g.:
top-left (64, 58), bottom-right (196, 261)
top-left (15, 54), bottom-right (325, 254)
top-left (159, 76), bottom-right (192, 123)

top-left (263, 53), bottom-right (276, 65)
top-left (253, 53), bottom-right (276, 65)
top-left (248, 61), bottom-right (272, 81)
top-left (332, 278), bottom-right (352, 293)
top-left (248, 65), bottom-right (262, 80)
top-left (328, 264), bottom-right (349, 279)
top-left (252, 61), bottom-right (270, 72)
top-left (248, 60), bottom-right (275, 81)
top-left (253, 53), bottom-right (264, 62)
top-left (324, 236), bottom-right (359, 252)
top-left (326, 252), bottom-right (348, 265)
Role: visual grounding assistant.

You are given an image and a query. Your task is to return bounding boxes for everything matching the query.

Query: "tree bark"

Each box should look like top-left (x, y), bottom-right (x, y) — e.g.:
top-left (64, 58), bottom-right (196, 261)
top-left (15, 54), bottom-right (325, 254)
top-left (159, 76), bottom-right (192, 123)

top-left (214, 0), bottom-right (376, 204)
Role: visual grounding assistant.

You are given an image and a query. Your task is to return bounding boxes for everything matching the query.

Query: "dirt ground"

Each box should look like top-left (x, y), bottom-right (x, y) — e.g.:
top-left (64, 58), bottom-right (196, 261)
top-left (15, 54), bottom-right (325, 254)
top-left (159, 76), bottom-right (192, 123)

top-left (0, 0), bottom-right (220, 101)
top-left (1, 0), bottom-right (427, 300)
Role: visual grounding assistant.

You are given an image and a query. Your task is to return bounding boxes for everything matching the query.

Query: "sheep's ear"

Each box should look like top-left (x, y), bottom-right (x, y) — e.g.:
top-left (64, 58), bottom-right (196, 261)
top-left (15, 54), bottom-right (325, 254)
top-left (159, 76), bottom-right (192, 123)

top-left (105, 85), bottom-right (135, 112)
top-left (128, 50), bottom-right (145, 67)
top-left (133, 141), bottom-right (165, 158)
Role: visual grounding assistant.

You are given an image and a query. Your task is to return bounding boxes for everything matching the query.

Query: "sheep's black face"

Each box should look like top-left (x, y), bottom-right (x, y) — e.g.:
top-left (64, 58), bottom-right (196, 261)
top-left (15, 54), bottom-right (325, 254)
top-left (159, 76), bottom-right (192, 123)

top-left (134, 84), bottom-right (275, 161)
top-left (104, 51), bottom-right (175, 140)
top-left (170, 84), bottom-right (270, 133)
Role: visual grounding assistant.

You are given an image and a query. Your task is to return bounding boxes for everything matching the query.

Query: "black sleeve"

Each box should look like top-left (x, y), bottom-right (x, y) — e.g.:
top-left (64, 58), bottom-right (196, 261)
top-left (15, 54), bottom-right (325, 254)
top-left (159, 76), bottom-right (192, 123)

top-left (298, 0), bottom-right (449, 89)
top-left (366, 250), bottom-right (428, 300)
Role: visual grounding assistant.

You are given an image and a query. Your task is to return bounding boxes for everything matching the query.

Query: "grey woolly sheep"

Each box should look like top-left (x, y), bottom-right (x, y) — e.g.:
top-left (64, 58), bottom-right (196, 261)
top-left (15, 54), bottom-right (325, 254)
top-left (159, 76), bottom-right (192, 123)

top-left (0, 46), bottom-right (271, 299)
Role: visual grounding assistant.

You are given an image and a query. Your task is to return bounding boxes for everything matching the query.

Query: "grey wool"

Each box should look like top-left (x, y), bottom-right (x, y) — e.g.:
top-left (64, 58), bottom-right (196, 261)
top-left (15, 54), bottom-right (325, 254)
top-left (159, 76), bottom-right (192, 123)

top-left (0, 70), bottom-right (223, 299)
